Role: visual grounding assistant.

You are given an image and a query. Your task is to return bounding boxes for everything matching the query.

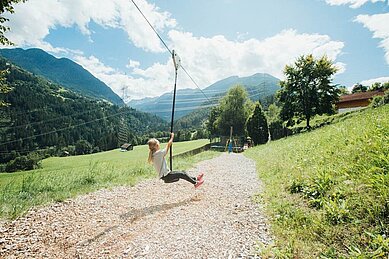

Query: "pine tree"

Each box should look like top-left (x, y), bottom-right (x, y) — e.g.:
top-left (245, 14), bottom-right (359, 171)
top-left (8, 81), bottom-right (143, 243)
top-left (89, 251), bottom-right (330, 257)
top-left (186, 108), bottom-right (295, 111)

top-left (246, 102), bottom-right (269, 145)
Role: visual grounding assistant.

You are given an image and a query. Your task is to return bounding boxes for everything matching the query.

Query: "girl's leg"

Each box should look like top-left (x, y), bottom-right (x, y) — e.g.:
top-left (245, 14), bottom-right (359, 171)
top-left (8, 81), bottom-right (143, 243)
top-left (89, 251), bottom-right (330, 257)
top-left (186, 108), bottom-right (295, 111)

top-left (162, 171), bottom-right (197, 184)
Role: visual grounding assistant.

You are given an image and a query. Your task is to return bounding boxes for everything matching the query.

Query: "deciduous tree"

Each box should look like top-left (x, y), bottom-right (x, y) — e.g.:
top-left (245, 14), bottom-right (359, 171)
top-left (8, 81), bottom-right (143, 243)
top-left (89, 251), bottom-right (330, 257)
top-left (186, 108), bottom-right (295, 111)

top-left (278, 54), bottom-right (339, 128)
top-left (0, 0), bottom-right (26, 107)
top-left (0, 0), bottom-right (26, 45)
top-left (215, 85), bottom-right (253, 136)
top-left (351, 83), bottom-right (368, 93)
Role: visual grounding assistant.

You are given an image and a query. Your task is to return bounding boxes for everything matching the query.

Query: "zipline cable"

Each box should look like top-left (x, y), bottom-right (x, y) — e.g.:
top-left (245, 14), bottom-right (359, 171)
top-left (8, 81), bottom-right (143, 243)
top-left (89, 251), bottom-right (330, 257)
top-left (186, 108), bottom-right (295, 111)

top-left (130, 0), bottom-right (212, 104)
top-left (130, 0), bottom-right (172, 55)
top-left (131, 0), bottom-right (213, 171)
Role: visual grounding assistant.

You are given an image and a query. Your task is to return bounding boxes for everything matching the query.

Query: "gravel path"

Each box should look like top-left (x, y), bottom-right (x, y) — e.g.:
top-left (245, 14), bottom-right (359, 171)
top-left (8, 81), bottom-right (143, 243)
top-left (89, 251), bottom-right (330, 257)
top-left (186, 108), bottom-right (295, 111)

top-left (0, 153), bottom-right (272, 258)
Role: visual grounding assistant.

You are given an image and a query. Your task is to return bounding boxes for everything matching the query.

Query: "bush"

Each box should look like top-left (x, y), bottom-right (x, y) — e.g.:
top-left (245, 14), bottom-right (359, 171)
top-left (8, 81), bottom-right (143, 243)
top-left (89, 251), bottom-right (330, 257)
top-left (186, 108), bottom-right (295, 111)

top-left (5, 154), bottom-right (42, 172)
top-left (371, 91), bottom-right (389, 108)
top-left (370, 95), bottom-right (384, 108)
top-left (75, 140), bottom-right (92, 155)
top-left (383, 90), bottom-right (389, 104)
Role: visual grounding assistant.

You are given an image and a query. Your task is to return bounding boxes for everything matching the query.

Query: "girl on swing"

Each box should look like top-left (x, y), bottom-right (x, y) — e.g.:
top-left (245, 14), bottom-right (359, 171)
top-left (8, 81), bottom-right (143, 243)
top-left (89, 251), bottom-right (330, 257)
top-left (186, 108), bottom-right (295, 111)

top-left (148, 132), bottom-right (204, 188)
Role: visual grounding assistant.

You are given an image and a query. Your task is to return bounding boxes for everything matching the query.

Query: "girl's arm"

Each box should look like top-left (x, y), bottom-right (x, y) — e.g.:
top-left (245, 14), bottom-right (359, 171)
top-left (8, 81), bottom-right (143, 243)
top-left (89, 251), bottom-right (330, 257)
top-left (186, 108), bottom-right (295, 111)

top-left (165, 132), bottom-right (174, 154)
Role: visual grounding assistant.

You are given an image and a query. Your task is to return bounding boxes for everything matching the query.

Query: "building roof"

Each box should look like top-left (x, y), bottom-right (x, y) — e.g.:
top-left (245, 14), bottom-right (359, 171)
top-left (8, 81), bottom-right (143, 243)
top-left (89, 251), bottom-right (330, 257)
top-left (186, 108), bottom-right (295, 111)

top-left (120, 143), bottom-right (132, 149)
top-left (337, 89), bottom-right (385, 104)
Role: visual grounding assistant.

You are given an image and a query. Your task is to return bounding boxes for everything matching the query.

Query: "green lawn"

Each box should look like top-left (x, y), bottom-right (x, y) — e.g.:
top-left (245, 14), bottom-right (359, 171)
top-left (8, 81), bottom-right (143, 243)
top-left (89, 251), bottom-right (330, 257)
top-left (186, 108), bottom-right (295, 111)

top-left (245, 105), bottom-right (389, 258)
top-left (0, 139), bottom-right (217, 219)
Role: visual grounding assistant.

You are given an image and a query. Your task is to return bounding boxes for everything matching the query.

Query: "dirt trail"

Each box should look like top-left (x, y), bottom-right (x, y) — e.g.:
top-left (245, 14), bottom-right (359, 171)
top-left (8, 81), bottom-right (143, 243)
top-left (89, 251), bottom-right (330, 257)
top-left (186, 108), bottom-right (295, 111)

top-left (0, 153), bottom-right (272, 258)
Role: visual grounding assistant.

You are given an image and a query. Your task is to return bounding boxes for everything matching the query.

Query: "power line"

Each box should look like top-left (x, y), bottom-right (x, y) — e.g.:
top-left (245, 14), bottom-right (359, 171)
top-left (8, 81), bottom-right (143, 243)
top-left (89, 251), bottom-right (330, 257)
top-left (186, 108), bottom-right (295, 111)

top-left (0, 108), bottom-right (133, 147)
top-left (158, 88), bottom-right (268, 105)
top-left (0, 107), bottom-right (105, 130)
top-left (139, 90), bottom-right (267, 114)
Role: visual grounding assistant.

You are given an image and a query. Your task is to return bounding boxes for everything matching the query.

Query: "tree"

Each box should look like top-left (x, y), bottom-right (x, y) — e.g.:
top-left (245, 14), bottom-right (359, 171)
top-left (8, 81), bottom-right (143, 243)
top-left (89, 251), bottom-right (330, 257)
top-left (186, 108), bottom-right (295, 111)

top-left (214, 85), bottom-right (253, 136)
top-left (0, 0), bottom-right (26, 45)
top-left (351, 83), bottom-right (368, 93)
top-left (266, 103), bottom-right (281, 123)
top-left (278, 54), bottom-right (339, 129)
top-left (370, 82), bottom-right (382, 91)
top-left (206, 106), bottom-right (220, 139)
top-left (0, 68), bottom-right (11, 107)
top-left (369, 81), bottom-right (389, 91)
top-left (338, 85), bottom-right (349, 95)
top-left (1, 1), bottom-right (26, 106)
top-left (246, 102), bottom-right (269, 145)
top-left (75, 139), bottom-right (92, 155)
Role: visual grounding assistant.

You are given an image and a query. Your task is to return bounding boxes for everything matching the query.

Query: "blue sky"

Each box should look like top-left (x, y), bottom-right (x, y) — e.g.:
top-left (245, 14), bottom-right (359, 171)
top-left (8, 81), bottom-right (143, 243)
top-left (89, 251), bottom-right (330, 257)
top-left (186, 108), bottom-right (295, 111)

top-left (4, 0), bottom-right (389, 101)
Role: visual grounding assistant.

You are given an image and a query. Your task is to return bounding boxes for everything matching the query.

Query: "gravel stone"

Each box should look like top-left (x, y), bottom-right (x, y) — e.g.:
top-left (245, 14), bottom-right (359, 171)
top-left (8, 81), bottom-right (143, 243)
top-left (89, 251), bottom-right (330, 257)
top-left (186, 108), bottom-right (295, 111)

top-left (0, 153), bottom-right (272, 258)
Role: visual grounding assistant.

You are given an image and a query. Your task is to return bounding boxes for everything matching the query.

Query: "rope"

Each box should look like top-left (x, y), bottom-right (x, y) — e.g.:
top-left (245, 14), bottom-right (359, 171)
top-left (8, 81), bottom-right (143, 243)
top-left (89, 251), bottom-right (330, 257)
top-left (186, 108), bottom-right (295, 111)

top-left (169, 51), bottom-right (179, 171)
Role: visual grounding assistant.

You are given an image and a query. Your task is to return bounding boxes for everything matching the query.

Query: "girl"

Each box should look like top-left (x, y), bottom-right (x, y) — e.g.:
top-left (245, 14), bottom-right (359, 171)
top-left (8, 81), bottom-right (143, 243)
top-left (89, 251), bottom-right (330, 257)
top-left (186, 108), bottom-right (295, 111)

top-left (148, 133), bottom-right (204, 188)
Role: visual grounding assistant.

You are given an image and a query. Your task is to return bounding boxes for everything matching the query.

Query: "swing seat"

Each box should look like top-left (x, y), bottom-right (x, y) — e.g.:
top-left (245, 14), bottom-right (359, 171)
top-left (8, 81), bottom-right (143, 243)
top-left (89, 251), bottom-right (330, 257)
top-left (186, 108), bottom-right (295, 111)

top-left (163, 178), bottom-right (179, 183)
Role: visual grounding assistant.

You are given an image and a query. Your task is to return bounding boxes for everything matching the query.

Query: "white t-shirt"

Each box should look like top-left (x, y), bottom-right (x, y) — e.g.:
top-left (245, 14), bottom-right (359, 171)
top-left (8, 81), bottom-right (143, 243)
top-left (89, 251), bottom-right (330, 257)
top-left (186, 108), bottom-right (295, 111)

top-left (152, 148), bottom-right (170, 178)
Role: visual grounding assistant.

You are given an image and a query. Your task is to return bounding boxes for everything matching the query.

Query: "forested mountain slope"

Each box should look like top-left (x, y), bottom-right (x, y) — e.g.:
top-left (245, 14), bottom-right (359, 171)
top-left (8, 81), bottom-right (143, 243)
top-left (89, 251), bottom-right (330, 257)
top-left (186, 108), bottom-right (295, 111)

top-left (0, 58), bottom-right (168, 164)
top-left (0, 48), bottom-right (124, 105)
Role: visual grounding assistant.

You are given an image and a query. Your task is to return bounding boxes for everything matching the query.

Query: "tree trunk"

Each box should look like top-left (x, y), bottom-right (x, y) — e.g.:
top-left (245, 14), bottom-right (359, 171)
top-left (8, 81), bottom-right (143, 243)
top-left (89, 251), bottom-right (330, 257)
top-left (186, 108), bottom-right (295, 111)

top-left (306, 116), bottom-right (311, 129)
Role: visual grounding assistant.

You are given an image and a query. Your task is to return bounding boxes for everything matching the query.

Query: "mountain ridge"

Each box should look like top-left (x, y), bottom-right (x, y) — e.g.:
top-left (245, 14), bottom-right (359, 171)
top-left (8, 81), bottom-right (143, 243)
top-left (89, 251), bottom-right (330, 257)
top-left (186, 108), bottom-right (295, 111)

top-left (0, 48), bottom-right (124, 105)
top-left (128, 73), bottom-right (280, 121)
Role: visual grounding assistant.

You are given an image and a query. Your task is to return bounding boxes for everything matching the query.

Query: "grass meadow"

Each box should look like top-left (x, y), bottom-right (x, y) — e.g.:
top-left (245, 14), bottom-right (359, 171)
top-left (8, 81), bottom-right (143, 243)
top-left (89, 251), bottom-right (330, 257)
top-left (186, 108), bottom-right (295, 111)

top-left (0, 139), bottom-right (219, 219)
top-left (246, 105), bottom-right (389, 258)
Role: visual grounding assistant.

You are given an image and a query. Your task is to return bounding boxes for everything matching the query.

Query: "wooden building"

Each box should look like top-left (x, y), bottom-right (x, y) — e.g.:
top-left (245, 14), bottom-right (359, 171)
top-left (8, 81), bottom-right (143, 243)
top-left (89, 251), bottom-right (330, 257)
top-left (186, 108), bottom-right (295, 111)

top-left (120, 143), bottom-right (133, 152)
top-left (336, 89), bottom-right (385, 112)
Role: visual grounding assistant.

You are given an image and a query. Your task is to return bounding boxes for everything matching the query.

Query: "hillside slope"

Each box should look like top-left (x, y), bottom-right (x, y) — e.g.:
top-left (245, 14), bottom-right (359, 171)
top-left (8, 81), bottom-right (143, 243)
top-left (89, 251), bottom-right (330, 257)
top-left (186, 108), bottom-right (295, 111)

top-left (245, 105), bottom-right (389, 257)
top-left (0, 48), bottom-right (124, 105)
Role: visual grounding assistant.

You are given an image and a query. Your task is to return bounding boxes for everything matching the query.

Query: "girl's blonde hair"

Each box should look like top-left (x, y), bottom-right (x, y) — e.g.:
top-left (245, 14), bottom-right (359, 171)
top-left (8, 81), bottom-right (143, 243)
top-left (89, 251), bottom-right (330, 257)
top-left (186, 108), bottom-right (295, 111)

top-left (147, 138), bottom-right (160, 163)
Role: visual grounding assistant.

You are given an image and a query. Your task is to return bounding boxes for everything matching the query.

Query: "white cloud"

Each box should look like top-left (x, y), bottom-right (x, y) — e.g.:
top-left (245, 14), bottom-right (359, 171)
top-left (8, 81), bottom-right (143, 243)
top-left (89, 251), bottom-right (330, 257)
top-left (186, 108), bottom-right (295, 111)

top-left (325, 0), bottom-right (385, 8)
top-left (360, 76), bottom-right (389, 86)
top-left (355, 13), bottom-right (389, 64)
top-left (166, 29), bottom-right (344, 87)
top-left (127, 60), bottom-right (140, 69)
top-left (4, 1), bottom-right (346, 100)
top-left (4, 0), bottom-right (176, 53)
top-left (73, 55), bottom-right (174, 100)
top-left (73, 29), bottom-right (345, 100)
top-left (335, 62), bottom-right (347, 74)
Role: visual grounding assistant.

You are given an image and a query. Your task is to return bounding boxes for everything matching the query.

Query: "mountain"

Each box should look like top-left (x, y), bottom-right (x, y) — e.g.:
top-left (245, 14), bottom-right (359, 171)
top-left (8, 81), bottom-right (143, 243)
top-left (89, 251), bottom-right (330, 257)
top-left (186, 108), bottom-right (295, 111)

top-left (0, 48), bottom-right (124, 105)
top-left (128, 73), bottom-right (280, 121)
top-left (0, 57), bottom-right (168, 164)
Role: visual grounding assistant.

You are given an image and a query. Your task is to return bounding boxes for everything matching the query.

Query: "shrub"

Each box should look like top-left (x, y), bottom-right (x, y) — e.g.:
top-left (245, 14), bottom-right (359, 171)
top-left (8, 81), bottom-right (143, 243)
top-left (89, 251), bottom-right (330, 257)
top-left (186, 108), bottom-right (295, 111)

top-left (370, 95), bottom-right (384, 108)
top-left (383, 90), bottom-right (389, 104)
top-left (75, 140), bottom-right (92, 155)
top-left (371, 91), bottom-right (389, 108)
top-left (5, 154), bottom-right (42, 172)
